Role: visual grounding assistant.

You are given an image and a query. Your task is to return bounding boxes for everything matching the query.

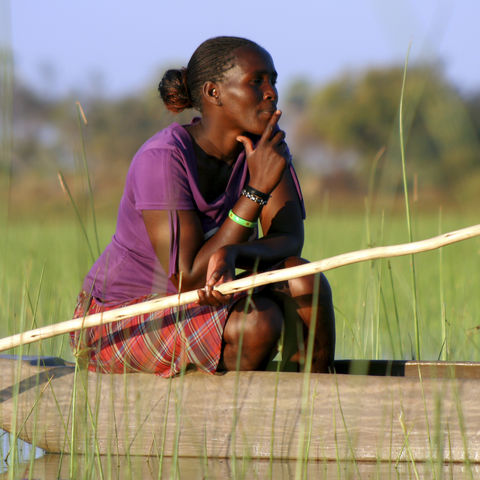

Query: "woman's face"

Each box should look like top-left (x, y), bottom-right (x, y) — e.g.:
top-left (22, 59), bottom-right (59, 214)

top-left (215, 45), bottom-right (278, 136)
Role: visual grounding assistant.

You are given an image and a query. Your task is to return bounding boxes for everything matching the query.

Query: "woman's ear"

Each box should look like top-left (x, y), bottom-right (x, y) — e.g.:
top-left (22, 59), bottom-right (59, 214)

top-left (202, 81), bottom-right (222, 106)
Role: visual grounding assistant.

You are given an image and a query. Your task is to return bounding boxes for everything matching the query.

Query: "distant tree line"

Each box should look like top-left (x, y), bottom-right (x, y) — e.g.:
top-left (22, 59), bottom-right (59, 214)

top-left (3, 63), bottom-right (480, 203)
top-left (286, 64), bottom-right (480, 200)
top-left (3, 79), bottom-right (192, 180)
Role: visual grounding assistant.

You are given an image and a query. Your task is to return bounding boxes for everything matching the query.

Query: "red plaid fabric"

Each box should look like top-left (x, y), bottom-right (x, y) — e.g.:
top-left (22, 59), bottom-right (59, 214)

top-left (71, 291), bottom-right (244, 377)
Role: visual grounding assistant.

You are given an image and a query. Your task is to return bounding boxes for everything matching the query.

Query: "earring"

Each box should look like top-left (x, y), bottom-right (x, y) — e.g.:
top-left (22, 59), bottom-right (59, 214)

top-left (212, 89), bottom-right (222, 105)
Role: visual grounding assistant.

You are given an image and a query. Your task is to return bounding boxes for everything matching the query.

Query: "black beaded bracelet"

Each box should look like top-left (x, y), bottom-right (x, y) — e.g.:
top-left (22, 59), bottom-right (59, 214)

top-left (245, 185), bottom-right (270, 201)
top-left (241, 185), bottom-right (270, 206)
top-left (241, 188), bottom-right (268, 206)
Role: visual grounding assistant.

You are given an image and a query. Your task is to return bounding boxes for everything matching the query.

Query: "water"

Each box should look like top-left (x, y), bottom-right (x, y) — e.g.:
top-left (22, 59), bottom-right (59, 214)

top-left (0, 430), bottom-right (43, 474)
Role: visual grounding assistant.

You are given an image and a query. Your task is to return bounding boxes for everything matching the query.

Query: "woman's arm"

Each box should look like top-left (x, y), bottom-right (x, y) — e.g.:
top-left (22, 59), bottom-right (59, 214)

top-left (143, 112), bottom-right (303, 304)
top-left (142, 191), bottom-right (262, 304)
top-left (143, 164), bottom-right (303, 304)
top-left (219, 168), bottom-right (304, 270)
top-left (202, 166), bottom-right (303, 293)
top-left (143, 112), bottom-right (289, 294)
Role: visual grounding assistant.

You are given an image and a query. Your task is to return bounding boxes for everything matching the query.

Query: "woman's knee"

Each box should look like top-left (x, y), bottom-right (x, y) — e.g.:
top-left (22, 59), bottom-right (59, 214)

top-left (283, 257), bottom-right (333, 302)
top-left (222, 295), bottom-right (283, 370)
top-left (226, 295), bottom-right (283, 345)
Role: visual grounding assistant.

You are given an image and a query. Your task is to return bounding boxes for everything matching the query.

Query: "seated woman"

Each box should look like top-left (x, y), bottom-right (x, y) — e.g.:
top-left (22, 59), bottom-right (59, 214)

top-left (71, 36), bottom-right (335, 376)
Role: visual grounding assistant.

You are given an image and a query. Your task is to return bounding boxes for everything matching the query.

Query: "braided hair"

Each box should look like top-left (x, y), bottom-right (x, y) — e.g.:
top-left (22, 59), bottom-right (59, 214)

top-left (158, 36), bottom-right (261, 113)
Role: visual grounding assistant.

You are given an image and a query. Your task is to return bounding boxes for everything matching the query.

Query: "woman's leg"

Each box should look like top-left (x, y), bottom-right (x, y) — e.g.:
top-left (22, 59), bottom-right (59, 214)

top-left (219, 256), bottom-right (335, 373)
top-left (220, 295), bottom-right (283, 371)
top-left (272, 257), bottom-right (336, 373)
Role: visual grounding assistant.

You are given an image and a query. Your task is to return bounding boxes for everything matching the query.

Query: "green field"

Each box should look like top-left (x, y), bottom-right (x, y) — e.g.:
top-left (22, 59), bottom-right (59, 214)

top-left (1, 208), bottom-right (479, 364)
top-left (303, 208), bottom-right (480, 362)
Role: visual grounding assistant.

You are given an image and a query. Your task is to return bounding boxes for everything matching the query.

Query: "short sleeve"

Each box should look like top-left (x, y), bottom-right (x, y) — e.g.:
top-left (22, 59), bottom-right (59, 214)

top-left (130, 147), bottom-right (194, 211)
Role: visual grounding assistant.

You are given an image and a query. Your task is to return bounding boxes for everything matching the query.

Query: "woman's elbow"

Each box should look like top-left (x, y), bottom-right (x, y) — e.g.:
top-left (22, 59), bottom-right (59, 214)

top-left (285, 230), bottom-right (304, 257)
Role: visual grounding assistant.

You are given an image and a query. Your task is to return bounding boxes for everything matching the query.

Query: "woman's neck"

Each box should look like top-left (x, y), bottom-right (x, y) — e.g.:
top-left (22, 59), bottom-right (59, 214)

top-left (186, 118), bottom-right (242, 165)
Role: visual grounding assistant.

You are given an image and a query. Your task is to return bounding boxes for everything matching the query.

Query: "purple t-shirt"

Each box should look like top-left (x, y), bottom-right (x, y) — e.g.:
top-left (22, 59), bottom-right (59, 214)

top-left (82, 120), bottom-right (305, 304)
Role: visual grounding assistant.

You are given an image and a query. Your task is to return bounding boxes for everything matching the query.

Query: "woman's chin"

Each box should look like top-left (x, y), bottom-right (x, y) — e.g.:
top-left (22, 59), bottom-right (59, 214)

top-left (249, 118), bottom-right (272, 135)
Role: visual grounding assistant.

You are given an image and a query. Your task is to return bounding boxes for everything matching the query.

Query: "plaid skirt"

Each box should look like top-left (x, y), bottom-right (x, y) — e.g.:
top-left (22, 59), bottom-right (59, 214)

top-left (70, 291), bottom-right (245, 377)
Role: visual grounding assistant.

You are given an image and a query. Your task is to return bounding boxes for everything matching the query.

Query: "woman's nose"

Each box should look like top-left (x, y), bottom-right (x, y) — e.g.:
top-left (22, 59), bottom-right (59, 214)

top-left (263, 83), bottom-right (277, 100)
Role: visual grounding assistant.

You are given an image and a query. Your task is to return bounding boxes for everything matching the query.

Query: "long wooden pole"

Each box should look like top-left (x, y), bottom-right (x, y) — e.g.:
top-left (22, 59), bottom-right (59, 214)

top-left (1, 224), bottom-right (479, 353)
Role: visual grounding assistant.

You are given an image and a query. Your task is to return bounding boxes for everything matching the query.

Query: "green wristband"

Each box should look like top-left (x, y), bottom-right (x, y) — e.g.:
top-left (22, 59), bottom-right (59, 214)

top-left (228, 209), bottom-right (256, 229)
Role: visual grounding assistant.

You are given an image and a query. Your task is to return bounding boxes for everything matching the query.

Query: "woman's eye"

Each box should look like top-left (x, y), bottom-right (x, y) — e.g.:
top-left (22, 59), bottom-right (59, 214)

top-left (251, 75), bottom-right (276, 86)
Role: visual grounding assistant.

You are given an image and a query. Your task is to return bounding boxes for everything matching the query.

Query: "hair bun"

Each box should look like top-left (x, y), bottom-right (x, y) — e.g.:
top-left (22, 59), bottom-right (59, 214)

top-left (158, 68), bottom-right (193, 113)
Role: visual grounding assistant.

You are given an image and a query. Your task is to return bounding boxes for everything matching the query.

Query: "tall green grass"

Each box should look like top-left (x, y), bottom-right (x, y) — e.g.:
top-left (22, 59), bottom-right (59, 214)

top-left (302, 209), bottom-right (480, 362)
top-left (0, 209), bottom-right (478, 363)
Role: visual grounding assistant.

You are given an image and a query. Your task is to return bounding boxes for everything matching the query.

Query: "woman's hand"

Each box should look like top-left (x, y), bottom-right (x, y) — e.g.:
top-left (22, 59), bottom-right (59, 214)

top-left (236, 110), bottom-right (289, 195)
top-left (197, 246), bottom-right (235, 306)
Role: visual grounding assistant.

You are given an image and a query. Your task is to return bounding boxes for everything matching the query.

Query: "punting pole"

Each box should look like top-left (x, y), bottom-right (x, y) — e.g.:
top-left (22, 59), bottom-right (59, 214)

top-left (0, 224), bottom-right (479, 352)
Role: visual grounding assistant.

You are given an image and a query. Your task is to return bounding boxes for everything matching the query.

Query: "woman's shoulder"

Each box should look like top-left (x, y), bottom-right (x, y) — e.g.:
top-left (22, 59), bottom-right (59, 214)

top-left (137, 121), bottom-right (193, 155)
top-left (126, 121), bottom-right (197, 184)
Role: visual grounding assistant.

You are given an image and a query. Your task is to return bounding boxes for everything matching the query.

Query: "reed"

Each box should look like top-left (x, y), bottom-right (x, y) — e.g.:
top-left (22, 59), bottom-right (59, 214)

top-left (293, 273), bottom-right (319, 480)
top-left (398, 44), bottom-right (421, 361)
top-left (75, 101), bottom-right (101, 258)
top-left (7, 299), bottom-right (25, 480)
top-left (57, 171), bottom-right (96, 265)
top-left (438, 209), bottom-right (448, 361)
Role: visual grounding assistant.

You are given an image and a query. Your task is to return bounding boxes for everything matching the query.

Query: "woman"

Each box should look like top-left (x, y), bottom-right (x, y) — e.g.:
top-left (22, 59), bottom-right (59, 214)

top-left (71, 36), bottom-right (335, 377)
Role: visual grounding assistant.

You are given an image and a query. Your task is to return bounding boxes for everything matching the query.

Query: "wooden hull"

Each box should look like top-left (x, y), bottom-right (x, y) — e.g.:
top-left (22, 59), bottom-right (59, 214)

top-left (1, 357), bottom-right (480, 462)
top-left (4, 454), bottom-right (480, 480)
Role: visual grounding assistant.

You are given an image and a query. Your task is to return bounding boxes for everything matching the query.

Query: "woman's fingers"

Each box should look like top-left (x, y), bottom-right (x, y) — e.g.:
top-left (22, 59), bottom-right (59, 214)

top-left (271, 129), bottom-right (286, 147)
top-left (206, 265), bottom-right (234, 288)
top-left (198, 286), bottom-right (232, 306)
top-left (257, 112), bottom-right (288, 156)
top-left (198, 287), bottom-right (221, 306)
top-left (259, 109), bottom-right (282, 142)
top-left (205, 269), bottom-right (222, 288)
top-left (238, 110), bottom-right (285, 160)
top-left (238, 110), bottom-right (282, 158)
top-left (209, 288), bottom-right (232, 305)
top-left (197, 288), bottom-right (208, 305)
top-left (236, 135), bottom-right (254, 156)
top-left (200, 249), bottom-right (235, 306)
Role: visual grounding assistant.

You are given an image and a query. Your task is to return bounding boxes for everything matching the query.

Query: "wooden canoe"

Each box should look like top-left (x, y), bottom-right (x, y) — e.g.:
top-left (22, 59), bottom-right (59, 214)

top-left (1, 356), bottom-right (480, 463)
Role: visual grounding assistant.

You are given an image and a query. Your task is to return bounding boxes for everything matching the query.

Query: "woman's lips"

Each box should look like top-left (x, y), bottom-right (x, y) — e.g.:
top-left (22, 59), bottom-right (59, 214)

top-left (259, 109), bottom-right (276, 116)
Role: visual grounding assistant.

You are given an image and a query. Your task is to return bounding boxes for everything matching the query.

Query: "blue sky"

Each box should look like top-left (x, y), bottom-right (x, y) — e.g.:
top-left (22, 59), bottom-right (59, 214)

top-left (4, 0), bottom-right (480, 100)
